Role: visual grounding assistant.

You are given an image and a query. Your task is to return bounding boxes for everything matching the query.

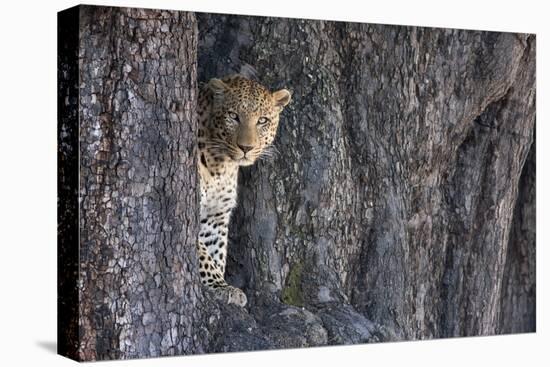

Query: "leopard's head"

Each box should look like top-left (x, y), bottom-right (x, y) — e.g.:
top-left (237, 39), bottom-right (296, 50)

top-left (205, 75), bottom-right (291, 166)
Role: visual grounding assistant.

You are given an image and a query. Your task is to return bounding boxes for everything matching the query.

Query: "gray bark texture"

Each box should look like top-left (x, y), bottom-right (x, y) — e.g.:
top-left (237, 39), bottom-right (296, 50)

top-left (75, 6), bottom-right (206, 360)
top-left (197, 14), bottom-right (536, 341)
top-left (58, 5), bottom-right (535, 361)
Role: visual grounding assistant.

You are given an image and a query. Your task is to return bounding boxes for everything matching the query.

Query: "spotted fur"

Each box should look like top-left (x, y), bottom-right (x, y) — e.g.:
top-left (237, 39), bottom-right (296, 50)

top-left (197, 74), bottom-right (291, 306)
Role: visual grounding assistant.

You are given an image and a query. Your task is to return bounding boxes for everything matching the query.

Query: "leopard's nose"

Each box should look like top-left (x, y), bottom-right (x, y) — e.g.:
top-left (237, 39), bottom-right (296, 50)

top-left (238, 144), bottom-right (254, 154)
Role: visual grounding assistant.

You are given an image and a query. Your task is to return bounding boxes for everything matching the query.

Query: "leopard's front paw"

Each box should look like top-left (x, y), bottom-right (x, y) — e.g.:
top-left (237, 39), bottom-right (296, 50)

top-left (208, 284), bottom-right (247, 307)
top-left (225, 285), bottom-right (247, 307)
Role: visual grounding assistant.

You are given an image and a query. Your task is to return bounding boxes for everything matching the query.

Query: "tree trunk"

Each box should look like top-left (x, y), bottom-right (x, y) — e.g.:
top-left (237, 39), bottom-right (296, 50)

top-left (197, 14), bottom-right (536, 341)
top-left (60, 5), bottom-right (208, 361)
top-left (58, 6), bottom-right (535, 361)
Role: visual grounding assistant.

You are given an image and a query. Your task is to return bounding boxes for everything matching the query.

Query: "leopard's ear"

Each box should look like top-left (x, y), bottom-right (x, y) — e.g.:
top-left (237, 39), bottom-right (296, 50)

top-left (273, 89), bottom-right (291, 108)
top-left (208, 78), bottom-right (228, 94)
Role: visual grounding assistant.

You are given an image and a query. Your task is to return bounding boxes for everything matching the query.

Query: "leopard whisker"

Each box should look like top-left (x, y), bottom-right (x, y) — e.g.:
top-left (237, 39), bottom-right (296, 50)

top-left (259, 146), bottom-right (279, 158)
top-left (257, 148), bottom-right (278, 162)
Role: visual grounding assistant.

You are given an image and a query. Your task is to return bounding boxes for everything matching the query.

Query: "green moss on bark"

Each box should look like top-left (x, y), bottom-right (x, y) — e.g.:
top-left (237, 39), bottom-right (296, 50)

top-left (282, 263), bottom-right (304, 307)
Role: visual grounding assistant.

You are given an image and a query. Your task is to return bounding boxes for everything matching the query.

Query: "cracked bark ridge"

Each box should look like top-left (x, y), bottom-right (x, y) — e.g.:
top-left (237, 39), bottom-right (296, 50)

top-left (58, 6), bottom-right (535, 361)
top-left (198, 14), bottom-right (535, 342)
top-left (498, 135), bottom-right (536, 334)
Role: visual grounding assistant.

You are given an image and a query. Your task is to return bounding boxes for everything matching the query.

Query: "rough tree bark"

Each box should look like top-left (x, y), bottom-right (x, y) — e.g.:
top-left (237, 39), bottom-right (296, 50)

top-left (197, 14), bottom-right (536, 341)
top-left (58, 5), bottom-right (535, 361)
top-left (59, 5), bottom-right (209, 361)
top-left (498, 136), bottom-right (536, 334)
top-left (76, 7), bottom-right (205, 360)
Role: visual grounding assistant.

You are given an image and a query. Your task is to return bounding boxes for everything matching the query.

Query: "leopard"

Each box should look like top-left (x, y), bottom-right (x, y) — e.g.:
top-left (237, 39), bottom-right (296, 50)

top-left (196, 74), bottom-right (291, 307)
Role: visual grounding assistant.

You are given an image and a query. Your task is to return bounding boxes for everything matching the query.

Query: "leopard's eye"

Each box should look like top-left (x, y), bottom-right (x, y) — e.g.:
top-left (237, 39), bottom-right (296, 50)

top-left (257, 117), bottom-right (270, 125)
top-left (228, 111), bottom-right (239, 121)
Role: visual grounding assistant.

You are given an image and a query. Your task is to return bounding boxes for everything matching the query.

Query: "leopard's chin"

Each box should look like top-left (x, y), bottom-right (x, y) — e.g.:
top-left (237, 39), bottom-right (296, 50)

top-left (230, 152), bottom-right (256, 166)
top-left (237, 158), bottom-right (255, 166)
